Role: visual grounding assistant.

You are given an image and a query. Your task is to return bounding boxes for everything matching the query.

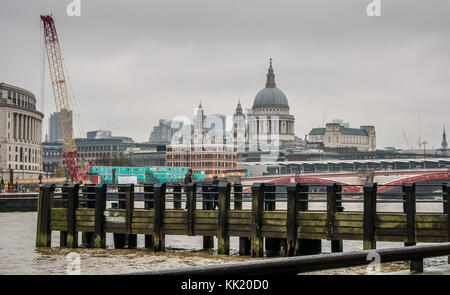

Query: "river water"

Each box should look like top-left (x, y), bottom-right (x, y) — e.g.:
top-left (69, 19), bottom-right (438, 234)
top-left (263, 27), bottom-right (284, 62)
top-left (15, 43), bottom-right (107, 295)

top-left (0, 199), bottom-right (447, 275)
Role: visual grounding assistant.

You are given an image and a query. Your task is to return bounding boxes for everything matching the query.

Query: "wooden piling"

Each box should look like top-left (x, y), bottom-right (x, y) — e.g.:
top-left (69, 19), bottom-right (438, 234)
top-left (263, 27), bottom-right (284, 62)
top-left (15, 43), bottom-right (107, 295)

top-left (114, 184), bottom-right (136, 249)
top-left (202, 182), bottom-right (214, 250)
top-left (66, 184), bottom-right (79, 248)
top-left (36, 183), bottom-right (54, 247)
top-left (327, 183), bottom-right (343, 252)
top-left (286, 183), bottom-right (299, 256)
top-left (297, 184), bottom-right (321, 255)
top-left (153, 183), bottom-right (166, 251)
top-left (403, 183), bottom-right (420, 270)
top-left (217, 182), bottom-right (231, 255)
top-left (186, 183), bottom-right (197, 236)
top-left (82, 184), bottom-right (96, 247)
top-left (251, 183), bottom-right (264, 258)
top-left (93, 184), bottom-right (107, 248)
top-left (363, 183), bottom-right (377, 250)
top-left (264, 183), bottom-right (281, 256)
top-left (234, 183), bottom-right (250, 255)
top-left (403, 183), bottom-right (416, 247)
top-left (144, 184), bottom-right (154, 249)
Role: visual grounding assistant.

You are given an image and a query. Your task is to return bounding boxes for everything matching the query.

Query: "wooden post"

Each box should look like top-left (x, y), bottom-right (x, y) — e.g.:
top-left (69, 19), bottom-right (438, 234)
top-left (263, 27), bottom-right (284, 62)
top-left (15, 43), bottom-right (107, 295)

top-left (202, 182), bottom-right (214, 250)
top-left (217, 182), bottom-right (231, 255)
top-left (186, 183), bottom-right (197, 236)
top-left (264, 183), bottom-right (281, 256)
top-left (93, 183), bottom-right (107, 248)
top-left (114, 184), bottom-right (136, 249)
top-left (327, 183), bottom-right (343, 252)
top-left (297, 183), bottom-right (321, 255)
top-left (286, 183), bottom-right (299, 256)
top-left (403, 183), bottom-right (416, 247)
top-left (251, 183), bottom-right (264, 258)
top-left (153, 183), bottom-right (166, 251)
top-left (444, 183), bottom-right (450, 263)
top-left (173, 184), bottom-right (182, 210)
top-left (234, 183), bottom-right (250, 255)
top-left (64, 184), bottom-right (80, 248)
top-left (36, 183), bottom-right (54, 247)
top-left (82, 184), bottom-right (96, 247)
top-left (403, 183), bottom-right (421, 271)
top-left (363, 183), bottom-right (377, 250)
top-left (59, 185), bottom-right (68, 247)
top-left (144, 184), bottom-right (154, 249)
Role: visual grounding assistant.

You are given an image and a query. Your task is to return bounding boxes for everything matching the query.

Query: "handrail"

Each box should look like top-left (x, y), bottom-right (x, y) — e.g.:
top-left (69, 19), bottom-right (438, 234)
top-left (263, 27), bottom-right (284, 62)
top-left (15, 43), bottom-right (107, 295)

top-left (126, 243), bottom-right (450, 275)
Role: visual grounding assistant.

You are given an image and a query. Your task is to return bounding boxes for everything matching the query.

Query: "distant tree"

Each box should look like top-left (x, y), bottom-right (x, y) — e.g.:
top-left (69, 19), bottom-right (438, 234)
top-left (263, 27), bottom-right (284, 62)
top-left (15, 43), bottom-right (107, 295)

top-left (111, 155), bottom-right (133, 166)
top-left (54, 167), bottom-right (66, 178)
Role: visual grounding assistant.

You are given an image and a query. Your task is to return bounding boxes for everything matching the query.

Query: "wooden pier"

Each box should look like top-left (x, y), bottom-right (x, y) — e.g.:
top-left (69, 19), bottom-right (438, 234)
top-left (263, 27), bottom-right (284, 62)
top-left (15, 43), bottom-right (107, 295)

top-left (36, 182), bottom-right (450, 258)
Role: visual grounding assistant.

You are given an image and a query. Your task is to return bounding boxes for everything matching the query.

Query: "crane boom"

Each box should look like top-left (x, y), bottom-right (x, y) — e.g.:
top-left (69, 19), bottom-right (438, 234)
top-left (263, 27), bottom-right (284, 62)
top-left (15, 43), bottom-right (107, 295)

top-left (41, 15), bottom-right (92, 182)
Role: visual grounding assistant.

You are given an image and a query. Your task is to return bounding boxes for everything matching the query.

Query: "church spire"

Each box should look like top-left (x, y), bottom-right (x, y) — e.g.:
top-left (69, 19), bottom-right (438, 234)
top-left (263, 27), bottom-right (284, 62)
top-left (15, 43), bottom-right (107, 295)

top-left (265, 58), bottom-right (276, 88)
top-left (442, 125), bottom-right (448, 149)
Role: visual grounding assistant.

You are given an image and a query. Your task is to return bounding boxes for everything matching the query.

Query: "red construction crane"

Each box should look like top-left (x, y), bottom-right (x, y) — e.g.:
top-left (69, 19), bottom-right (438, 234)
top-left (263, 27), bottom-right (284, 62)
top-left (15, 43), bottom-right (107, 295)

top-left (41, 15), bottom-right (93, 182)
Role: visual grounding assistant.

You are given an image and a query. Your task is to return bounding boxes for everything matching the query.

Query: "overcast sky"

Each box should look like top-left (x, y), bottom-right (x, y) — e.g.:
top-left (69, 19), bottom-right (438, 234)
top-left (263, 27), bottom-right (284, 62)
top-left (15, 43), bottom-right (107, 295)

top-left (1, 0), bottom-right (449, 149)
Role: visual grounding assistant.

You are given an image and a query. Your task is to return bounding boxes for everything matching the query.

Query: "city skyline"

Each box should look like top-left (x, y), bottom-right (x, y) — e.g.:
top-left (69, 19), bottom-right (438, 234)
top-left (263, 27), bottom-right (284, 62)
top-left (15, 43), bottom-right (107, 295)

top-left (0, 0), bottom-right (449, 148)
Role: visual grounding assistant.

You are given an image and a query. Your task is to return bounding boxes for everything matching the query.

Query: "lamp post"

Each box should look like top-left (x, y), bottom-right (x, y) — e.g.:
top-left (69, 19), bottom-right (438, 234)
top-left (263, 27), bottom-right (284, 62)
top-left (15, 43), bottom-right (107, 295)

top-left (422, 140), bottom-right (427, 169)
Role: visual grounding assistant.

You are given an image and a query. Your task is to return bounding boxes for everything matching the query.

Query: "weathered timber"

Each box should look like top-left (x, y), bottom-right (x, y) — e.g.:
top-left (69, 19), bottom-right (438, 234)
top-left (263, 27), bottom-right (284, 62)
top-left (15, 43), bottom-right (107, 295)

top-left (36, 184), bottom-right (54, 247)
top-left (217, 182), bottom-right (231, 255)
top-left (65, 184), bottom-right (79, 248)
top-left (186, 183), bottom-right (196, 236)
top-left (363, 183), bottom-right (377, 250)
top-left (264, 183), bottom-right (283, 256)
top-left (327, 183), bottom-right (343, 252)
top-left (297, 183), bottom-right (321, 255)
top-left (202, 182), bottom-right (214, 250)
top-left (172, 184), bottom-right (182, 210)
top-left (286, 183), bottom-right (299, 256)
top-left (143, 184), bottom-right (155, 248)
top-left (251, 183), bottom-right (264, 258)
top-left (152, 183), bottom-right (165, 251)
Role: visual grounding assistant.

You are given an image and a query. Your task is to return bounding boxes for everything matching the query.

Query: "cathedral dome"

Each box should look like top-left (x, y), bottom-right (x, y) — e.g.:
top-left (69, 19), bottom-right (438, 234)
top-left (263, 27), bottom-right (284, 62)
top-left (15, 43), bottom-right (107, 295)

top-left (252, 59), bottom-right (289, 109)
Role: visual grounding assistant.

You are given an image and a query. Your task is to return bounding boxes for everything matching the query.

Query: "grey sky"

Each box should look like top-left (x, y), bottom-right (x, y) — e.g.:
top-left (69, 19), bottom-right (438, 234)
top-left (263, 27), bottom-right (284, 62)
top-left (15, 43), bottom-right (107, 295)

top-left (1, 0), bottom-right (449, 149)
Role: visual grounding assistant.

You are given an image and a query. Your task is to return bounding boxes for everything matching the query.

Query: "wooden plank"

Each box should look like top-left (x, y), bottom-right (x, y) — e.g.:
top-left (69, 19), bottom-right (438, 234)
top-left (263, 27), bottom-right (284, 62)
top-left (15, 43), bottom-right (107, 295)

top-left (50, 225), bottom-right (67, 231)
top-left (416, 229), bottom-right (447, 237)
top-left (194, 224), bottom-right (217, 231)
top-left (164, 224), bottom-right (188, 230)
top-left (298, 226), bottom-right (327, 234)
top-left (104, 210), bottom-right (125, 217)
top-left (195, 230), bottom-right (217, 237)
top-left (187, 183), bottom-right (196, 236)
top-left (416, 236), bottom-right (447, 243)
top-left (229, 224), bottom-right (251, 232)
top-left (335, 227), bottom-right (363, 235)
top-left (195, 211), bottom-right (218, 218)
top-left (163, 217), bottom-right (188, 224)
top-left (193, 218), bottom-right (217, 225)
top-left (262, 219), bottom-right (287, 226)
top-left (298, 232), bottom-right (327, 240)
top-left (298, 211), bottom-right (327, 220)
top-left (75, 226), bottom-right (95, 232)
top-left (415, 222), bottom-right (447, 230)
top-left (376, 213), bottom-right (406, 222)
top-left (261, 225), bottom-right (286, 232)
top-left (229, 231), bottom-right (250, 238)
top-left (228, 219), bottom-right (251, 225)
top-left (335, 220), bottom-right (364, 228)
top-left (375, 235), bottom-right (407, 242)
top-left (262, 211), bottom-right (286, 220)
top-left (50, 220), bottom-right (68, 227)
top-left (132, 217), bottom-right (154, 223)
top-left (131, 223), bottom-right (154, 229)
top-left (133, 210), bottom-right (155, 218)
top-left (229, 211), bottom-right (252, 219)
top-left (416, 214), bottom-right (447, 223)
top-left (164, 210), bottom-right (187, 218)
top-left (375, 222), bottom-right (407, 229)
top-left (132, 228), bottom-right (154, 235)
top-left (75, 221), bottom-right (95, 227)
top-left (75, 209), bottom-right (95, 216)
top-left (286, 183), bottom-right (299, 256)
top-left (298, 220), bottom-right (327, 227)
top-left (251, 183), bottom-right (264, 258)
top-left (105, 222), bottom-right (126, 228)
top-left (335, 212), bottom-right (363, 221)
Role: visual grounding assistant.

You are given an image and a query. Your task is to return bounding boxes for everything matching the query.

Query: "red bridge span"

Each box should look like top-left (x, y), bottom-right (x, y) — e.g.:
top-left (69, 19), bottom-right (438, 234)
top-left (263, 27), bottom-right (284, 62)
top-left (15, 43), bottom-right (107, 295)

top-left (242, 168), bottom-right (450, 193)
